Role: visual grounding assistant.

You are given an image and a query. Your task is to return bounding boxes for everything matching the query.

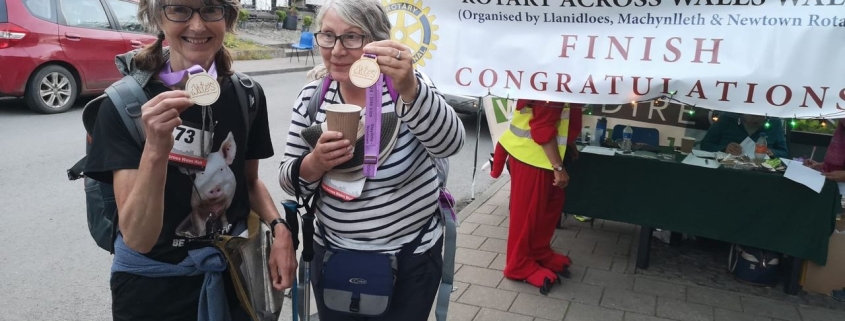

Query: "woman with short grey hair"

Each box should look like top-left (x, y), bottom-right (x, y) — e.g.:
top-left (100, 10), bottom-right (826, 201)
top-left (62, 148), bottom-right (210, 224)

top-left (279, 0), bottom-right (465, 319)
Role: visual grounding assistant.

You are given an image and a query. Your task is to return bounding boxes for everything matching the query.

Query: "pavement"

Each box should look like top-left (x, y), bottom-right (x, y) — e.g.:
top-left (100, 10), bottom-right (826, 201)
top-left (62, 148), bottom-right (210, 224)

top-left (230, 56), bottom-right (845, 320)
top-left (233, 55), bottom-right (323, 77)
top-left (429, 176), bottom-right (845, 321)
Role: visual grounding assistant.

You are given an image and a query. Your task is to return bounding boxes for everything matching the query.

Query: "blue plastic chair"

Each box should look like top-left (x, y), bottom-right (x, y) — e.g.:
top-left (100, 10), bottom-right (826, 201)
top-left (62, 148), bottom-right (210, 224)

top-left (610, 124), bottom-right (660, 147)
top-left (290, 32), bottom-right (315, 64)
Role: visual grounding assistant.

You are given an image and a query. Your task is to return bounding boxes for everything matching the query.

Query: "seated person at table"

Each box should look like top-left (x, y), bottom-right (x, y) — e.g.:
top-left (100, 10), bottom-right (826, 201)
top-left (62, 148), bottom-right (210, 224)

top-left (700, 113), bottom-right (789, 158)
top-left (805, 120), bottom-right (845, 182)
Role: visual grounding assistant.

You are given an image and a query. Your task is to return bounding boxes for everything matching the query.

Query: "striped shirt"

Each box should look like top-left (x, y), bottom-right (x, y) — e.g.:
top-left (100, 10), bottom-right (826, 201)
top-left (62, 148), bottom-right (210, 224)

top-left (279, 70), bottom-right (465, 254)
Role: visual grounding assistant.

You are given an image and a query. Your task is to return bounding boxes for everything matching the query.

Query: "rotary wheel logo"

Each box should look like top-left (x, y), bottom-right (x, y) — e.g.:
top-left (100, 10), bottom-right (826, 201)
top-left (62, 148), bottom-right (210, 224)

top-left (382, 0), bottom-right (439, 68)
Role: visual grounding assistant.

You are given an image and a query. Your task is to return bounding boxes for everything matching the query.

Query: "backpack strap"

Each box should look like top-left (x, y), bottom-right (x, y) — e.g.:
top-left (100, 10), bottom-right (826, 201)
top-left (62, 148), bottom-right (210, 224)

top-left (435, 191), bottom-right (457, 321)
top-left (306, 77), bottom-right (332, 122)
top-left (67, 157), bottom-right (87, 180)
top-left (68, 77), bottom-right (148, 180)
top-left (231, 72), bottom-right (260, 142)
top-left (105, 76), bottom-right (149, 148)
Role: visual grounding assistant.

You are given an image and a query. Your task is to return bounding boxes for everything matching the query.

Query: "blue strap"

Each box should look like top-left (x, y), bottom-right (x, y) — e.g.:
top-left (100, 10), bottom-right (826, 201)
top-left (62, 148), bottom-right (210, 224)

top-left (112, 234), bottom-right (230, 321)
top-left (435, 191), bottom-right (457, 321)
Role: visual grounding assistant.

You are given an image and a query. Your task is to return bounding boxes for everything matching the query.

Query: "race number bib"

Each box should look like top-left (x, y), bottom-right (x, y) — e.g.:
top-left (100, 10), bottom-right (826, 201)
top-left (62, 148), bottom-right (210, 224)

top-left (321, 172), bottom-right (366, 201)
top-left (168, 121), bottom-right (212, 170)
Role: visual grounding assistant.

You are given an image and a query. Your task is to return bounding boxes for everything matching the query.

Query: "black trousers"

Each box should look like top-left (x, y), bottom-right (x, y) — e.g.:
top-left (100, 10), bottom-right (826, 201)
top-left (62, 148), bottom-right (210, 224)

top-left (310, 237), bottom-right (444, 321)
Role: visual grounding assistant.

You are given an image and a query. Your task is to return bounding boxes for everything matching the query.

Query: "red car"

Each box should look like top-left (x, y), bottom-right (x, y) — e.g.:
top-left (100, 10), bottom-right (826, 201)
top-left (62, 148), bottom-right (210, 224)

top-left (0, 0), bottom-right (157, 114)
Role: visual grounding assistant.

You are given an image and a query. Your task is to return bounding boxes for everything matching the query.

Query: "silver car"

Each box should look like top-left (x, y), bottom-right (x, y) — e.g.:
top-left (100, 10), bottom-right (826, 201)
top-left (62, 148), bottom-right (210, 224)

top-left (442, 93), bottom-right (479, 114)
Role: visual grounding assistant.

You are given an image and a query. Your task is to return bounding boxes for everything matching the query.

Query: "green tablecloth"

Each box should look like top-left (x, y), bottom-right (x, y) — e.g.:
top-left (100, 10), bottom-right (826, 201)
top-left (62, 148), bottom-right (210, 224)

top-left (562, 148), bottom-right (839, 265)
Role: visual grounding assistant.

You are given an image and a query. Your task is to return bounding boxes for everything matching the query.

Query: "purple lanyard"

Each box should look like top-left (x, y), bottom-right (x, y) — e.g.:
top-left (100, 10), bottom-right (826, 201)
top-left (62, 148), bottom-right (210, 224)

top-left (362, 54), bottom-right (383, 178)
top-left (158, 61), bottom-right (218, 86)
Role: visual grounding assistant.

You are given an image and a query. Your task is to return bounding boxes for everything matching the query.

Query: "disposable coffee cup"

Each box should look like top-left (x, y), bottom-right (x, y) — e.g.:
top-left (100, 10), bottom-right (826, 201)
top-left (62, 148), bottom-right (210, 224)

top-left (681, 136), bottom-right (695, 153)
top-left (324, 104), bottom-right (362, 152)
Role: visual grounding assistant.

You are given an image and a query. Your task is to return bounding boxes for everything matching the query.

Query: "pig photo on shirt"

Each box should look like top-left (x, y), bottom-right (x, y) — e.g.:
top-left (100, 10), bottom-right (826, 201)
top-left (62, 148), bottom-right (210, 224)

top-left (176, 132), bottom-right (237, 238)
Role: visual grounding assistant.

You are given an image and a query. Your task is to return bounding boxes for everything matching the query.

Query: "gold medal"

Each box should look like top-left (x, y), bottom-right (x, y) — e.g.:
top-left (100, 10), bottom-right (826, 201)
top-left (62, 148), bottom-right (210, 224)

top-left (185, 72), bottom-right (220, 106)
top-left (349, 55), bottom-right (381, 88)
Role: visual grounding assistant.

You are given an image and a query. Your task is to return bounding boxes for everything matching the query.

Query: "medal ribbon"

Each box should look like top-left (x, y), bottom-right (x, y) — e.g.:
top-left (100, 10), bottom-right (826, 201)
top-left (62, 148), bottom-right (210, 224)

top-left (158, 61), bottom-right (218, 86)
top-left (362, 54), bottom-right (383, 178)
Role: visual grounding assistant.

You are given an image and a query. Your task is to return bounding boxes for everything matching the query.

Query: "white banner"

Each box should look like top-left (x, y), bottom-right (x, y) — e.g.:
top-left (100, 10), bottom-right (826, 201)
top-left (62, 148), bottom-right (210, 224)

top-left (383, 0), bottom-right (845, 118)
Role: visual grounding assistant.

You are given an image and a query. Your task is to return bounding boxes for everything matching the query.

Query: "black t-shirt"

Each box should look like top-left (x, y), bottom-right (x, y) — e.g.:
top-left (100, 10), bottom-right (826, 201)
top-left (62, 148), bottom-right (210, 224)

top-left (84, 77), bottom-right (274, 320)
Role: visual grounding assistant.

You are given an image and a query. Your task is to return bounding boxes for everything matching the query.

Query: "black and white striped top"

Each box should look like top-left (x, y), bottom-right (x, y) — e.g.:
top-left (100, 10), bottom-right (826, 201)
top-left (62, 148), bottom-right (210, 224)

top-left (278, 70), bottom-right (465, 254)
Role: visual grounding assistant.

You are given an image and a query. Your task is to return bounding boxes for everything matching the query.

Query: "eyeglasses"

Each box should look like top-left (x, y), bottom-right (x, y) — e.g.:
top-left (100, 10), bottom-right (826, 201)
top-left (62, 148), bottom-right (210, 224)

top-left (314, 32), bottom-right (367, 49)
top-left (161, 5), bottom-right (226, 22)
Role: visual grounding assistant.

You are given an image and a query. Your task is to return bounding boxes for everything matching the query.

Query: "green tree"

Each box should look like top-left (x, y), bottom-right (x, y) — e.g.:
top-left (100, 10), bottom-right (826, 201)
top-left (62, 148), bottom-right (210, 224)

top-left (792, 119), bottom-right (835, 134)
top-left (238, 9), bottom-right (249, 23)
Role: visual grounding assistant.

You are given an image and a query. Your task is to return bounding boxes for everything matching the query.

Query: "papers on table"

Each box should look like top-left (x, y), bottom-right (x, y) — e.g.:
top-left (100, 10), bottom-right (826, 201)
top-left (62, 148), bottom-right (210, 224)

top-left (691, 149), bottom-right (716, 158)
top-left (681, 154), bottom-right (720, 169)
top-left (740, 136), bottom-right (769, 160)
top-left (632, 150), bottom-right (658, 159)
top-left (740, 137), bottom-right (757, 158)
top-left (581, 146), bottom-right (616, 156)
top-left (783, 162), bottom-right (825, 193)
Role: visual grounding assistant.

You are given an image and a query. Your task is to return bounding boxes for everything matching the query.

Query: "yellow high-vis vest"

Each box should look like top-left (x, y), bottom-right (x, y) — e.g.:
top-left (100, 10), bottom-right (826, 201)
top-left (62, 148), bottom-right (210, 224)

top-left (498, 104), bottom-right (570, 170)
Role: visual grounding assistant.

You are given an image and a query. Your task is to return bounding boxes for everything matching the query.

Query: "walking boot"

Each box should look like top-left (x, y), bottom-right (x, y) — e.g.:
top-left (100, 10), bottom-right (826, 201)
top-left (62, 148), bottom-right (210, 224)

top-left (539, 253), bottom-right (572, 279)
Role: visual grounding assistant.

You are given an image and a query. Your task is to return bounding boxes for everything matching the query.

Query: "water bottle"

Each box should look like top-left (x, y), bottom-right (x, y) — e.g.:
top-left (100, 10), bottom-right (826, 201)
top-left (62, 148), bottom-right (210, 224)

top-left (593, 117), bottom-right (607, 146)
top-left (581, 126), bottom-right (591, 145)
top-left (754, 133), bottom-right (768, 162)
top-left (621, 125), bottom-right (633, 153)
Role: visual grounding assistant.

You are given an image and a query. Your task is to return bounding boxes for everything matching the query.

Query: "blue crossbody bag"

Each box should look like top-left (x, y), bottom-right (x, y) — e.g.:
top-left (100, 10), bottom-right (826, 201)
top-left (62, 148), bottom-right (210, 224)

top-left (317, 218), bottom-right (430, 317)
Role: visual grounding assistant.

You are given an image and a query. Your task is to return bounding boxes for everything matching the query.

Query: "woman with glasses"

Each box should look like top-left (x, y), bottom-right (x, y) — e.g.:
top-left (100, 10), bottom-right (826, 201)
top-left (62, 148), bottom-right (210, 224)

top-left (279, 0), bottom-right (464, 319)
top-left (83, 1), bottom-right (295, 320)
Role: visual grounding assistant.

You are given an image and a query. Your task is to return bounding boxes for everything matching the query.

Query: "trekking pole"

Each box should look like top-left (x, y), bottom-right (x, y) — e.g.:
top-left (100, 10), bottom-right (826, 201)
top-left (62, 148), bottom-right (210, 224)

top-left (470, 96), bottom-right (484, 200)
top-left (299, 209), bottom-right (316, 321)
top-left (281, 201), bottom-right (301, 321)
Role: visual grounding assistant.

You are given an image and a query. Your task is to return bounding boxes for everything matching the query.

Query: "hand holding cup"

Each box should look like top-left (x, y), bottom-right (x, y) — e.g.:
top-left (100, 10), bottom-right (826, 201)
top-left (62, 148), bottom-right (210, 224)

top-left (324, 104), bottom-right (362, 153)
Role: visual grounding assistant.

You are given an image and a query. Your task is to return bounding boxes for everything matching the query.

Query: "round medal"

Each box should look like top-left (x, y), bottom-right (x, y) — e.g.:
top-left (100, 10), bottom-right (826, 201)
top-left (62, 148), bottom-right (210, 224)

top-left (349, 56), bottom-right (381, 88)
top-left (185, 72), bottom-right (220, 106)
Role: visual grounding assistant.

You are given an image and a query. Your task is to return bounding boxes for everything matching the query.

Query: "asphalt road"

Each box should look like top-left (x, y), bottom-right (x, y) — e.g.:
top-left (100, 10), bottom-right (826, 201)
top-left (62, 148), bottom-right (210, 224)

top-left (0, 71), bottom-right (495, 320)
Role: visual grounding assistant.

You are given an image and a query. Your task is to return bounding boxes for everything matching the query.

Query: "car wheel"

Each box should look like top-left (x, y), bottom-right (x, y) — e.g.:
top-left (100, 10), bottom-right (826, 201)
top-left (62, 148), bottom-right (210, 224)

top-left (25, 65), bottom-right (78, 114)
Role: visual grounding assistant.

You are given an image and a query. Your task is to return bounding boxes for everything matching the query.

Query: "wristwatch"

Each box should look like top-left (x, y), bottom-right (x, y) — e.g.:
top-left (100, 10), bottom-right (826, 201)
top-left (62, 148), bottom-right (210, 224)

top-left (270, 218), bottom-right (291, 237)
top-left (552, 164), bottom-right (565, 172)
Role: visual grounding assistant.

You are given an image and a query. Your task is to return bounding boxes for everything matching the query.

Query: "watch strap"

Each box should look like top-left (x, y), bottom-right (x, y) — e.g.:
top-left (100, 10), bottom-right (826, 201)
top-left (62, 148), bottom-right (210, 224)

top-left (270, 218), bottom-right (291, 237)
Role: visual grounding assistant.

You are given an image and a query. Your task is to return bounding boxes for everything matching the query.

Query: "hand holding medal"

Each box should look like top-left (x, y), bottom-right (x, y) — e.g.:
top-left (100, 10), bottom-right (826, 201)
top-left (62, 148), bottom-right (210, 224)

top-left (141, 90), bottom-right (194, 154)
top-left (148, 62), bottom-right (221, 168)
top-left (361, 40), bottom-right (418, 103)
top-left (159, 63), bottom-right (221, 106)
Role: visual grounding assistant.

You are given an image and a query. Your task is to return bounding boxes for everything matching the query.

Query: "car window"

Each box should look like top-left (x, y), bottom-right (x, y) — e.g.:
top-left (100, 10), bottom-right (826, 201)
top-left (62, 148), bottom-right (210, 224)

top-left (23, 0), bottom-right (57, 22)
top-left (107, 0), bottom-right (143, 33)
top-left (0, 0), bottom-right (7, 23)
top-left (60, 0), bottom-right (111, 30)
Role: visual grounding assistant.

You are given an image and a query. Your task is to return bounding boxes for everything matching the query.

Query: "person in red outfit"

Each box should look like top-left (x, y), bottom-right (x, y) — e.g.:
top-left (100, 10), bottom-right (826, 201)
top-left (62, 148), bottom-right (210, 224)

top-left (490, 99), bottom-right (582, 294)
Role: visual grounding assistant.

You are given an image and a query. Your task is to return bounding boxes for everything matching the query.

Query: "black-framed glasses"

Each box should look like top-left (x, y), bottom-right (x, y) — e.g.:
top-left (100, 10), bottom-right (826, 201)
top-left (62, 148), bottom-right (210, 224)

top-left (161, 5), bottom-right (226, 22)
top-left (314, 32), bottom-right (367, 49)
